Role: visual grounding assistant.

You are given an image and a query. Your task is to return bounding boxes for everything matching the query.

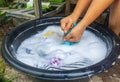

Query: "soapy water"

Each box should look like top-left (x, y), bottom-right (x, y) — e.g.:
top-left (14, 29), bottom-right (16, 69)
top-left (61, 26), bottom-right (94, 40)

top-left (16, 25), bottom-right (107, 70)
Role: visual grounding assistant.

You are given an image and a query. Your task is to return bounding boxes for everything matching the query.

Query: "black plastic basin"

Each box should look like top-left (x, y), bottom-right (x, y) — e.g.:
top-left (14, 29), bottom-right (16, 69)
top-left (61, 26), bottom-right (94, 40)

top-left (1, 17), bottom-right (120, 81)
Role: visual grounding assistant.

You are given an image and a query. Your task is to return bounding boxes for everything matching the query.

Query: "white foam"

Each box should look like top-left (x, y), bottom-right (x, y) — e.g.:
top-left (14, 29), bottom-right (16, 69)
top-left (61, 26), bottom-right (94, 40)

top-left (15, 25), bottom-right (107, 70)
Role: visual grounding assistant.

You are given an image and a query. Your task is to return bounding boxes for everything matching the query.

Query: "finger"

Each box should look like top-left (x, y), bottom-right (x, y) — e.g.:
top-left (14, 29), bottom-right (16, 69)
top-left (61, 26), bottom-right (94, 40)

top-left (61, 22), bottom-right (66, 31)
top-left (65, 22), bottom-right (73, 32)
top-left (60, 20), bottom-right (66, 31)
top-left (69, 38), bottom-right (76, 42)
top-left (69, 37), bottom-right (79, 42)
top-left (69, 36), bottom-right (81, 42)
top-left (71, 24), bottom-right (74, 28)
top-left (64, 33), bottom-right (72, 40)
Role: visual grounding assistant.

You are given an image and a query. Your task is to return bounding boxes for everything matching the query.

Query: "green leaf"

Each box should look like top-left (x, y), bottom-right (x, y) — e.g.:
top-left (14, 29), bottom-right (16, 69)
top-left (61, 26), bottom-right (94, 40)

top-left (0, 10), bottom-right (6, 15)
top-left (6, 76), bottom-right (18, 82)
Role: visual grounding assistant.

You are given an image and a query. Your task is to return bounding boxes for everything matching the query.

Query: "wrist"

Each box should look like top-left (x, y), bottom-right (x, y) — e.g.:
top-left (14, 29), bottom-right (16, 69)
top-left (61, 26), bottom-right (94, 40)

top-left (77, 21), bottom-right (87, 30)
top-left (70, 13), bottom-right (79, 22)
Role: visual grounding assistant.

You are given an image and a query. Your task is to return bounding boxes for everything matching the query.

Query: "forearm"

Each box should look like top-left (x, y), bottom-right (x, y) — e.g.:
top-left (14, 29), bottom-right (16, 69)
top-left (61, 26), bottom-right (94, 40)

top-left (71, 0), bottom-right (92, 20)
top-left (79, 0), bottom-right (114, 28)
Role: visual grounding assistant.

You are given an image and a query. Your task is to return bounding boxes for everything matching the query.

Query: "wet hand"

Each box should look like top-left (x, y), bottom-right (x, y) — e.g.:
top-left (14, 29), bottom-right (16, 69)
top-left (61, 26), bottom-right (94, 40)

top-left (64, 25), bottom-right (85, 42)
top-left (60, 15), bottom-right (77, 32)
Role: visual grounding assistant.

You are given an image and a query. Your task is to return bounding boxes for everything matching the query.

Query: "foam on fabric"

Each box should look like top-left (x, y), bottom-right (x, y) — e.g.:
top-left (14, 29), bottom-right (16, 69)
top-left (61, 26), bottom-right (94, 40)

top-left (15, 25), bottom-right (107, 70)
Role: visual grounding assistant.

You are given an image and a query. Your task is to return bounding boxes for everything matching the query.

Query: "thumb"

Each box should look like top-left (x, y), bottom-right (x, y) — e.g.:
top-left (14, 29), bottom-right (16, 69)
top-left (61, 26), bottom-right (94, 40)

top-left (64, 33), bottom-right (72, 41)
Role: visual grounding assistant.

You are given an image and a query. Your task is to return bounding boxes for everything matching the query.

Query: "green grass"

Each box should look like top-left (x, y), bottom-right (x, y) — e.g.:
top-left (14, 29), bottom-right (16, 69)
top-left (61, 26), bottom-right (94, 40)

top-left (0, 60), bottom-right (17, 82)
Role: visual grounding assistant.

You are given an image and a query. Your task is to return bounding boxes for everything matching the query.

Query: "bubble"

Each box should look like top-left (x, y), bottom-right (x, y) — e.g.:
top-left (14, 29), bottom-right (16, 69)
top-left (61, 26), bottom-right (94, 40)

top-left (16, 25), bottom-right (107, 70)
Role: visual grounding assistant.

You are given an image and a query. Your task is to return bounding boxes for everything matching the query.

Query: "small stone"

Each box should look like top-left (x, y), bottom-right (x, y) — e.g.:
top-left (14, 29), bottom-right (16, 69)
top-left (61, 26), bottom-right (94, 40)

top-left (113, 74), bottom-right (117, 77)
top-left (118, 55), bottom-right (120, 59)
top-left (104, 70), bottom-right (108, 73)
top-left (109, 76), bottom-right (113, 79)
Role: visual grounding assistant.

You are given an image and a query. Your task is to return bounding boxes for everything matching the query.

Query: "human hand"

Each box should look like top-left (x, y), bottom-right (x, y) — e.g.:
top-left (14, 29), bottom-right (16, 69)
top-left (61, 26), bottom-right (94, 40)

top-left (64, 23), bottom-right (86, 42)
top-left (60, 14), bottom-right (78, 32)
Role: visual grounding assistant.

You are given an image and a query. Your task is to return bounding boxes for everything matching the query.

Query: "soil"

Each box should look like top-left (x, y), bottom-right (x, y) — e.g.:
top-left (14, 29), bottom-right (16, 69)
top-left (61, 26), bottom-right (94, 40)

top-left (0, 16), bottom-right (120, 82)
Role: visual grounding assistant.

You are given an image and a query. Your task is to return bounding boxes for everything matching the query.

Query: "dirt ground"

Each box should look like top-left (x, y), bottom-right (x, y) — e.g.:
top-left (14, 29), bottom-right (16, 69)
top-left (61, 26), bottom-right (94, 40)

top-left (0, 16), bottom-right (120, 82)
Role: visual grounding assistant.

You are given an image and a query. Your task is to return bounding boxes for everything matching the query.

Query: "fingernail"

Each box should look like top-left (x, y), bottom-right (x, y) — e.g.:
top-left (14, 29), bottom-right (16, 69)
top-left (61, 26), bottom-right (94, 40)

top-left (64, 30), bottom-right (67, 33)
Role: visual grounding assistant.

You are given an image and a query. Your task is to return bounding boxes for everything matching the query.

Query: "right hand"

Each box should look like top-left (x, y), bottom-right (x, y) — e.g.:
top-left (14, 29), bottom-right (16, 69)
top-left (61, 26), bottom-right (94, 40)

top-left (60, 15), bottom-right (78, 32)
top-left (64, 23), bottom-right (86, 42)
